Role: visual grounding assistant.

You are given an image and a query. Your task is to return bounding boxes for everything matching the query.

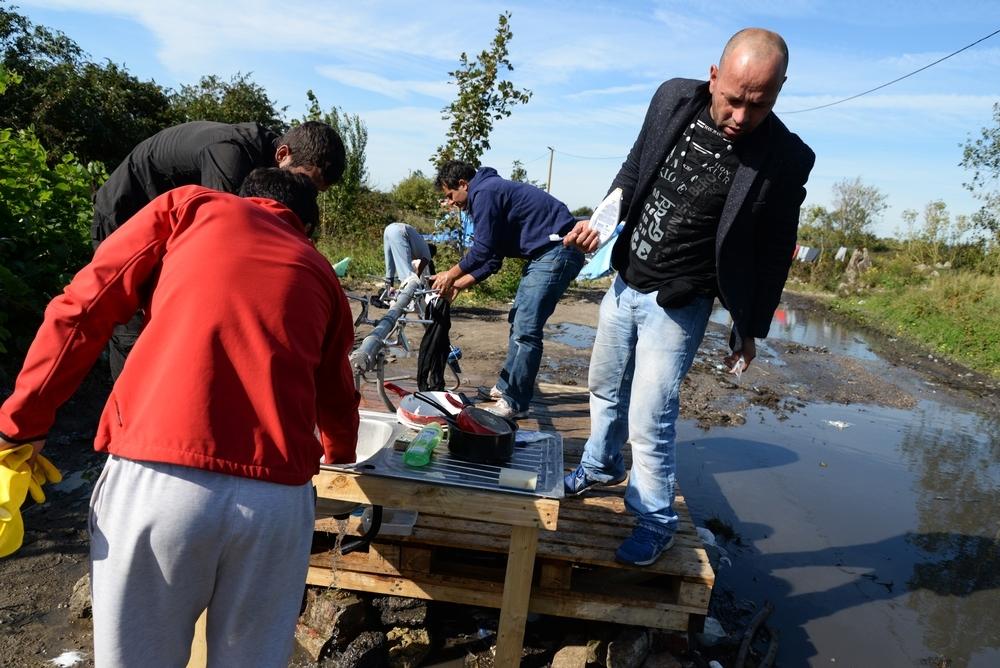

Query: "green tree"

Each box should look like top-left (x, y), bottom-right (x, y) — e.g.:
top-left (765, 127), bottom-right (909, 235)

top-left (901, 200), bottom-right (975, 267)
top-left (800, 178), bottom-right (887, 248)
top-left (390, 170), bottom-right (440, 217)
top-left (432, 12), bottom-right (531, 168)
top-left (830, 177), bottom-right (888, 245)
top-left (0, 60), bottom-right (19, 92)
top-left (0, 122), bottom-right (101, 361)
top-left (510, 159), bottom-right (528, 182)
top-left (798, 204), bottom-right (840, 249)
top-left (169, 72), bottom-right (287, 132)
top-left (302, 90), bottom-right (369, 237)
top-left (960, 102), bottom-right (1000, 236)
top-left (571, 206), bottom-right (594, 218)
top-left (509, 159), bottom-right (542, 187)
top-left (1, 7), bottom-right (176, 167)
top-left (43, 60), bottom-right (177, 168)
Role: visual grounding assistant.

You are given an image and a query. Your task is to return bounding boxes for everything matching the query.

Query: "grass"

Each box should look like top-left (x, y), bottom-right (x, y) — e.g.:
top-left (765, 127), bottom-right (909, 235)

top-left (831, 271), bottom-right (1000, 378)
top-left (316, 234), bottom-right (386, 290)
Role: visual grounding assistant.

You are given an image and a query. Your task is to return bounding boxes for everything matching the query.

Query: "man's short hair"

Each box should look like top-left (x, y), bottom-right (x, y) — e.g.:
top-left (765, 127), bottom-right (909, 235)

top-left (434, 160), bottom-right (477, 189)
top-left (278, 121), bottom-right (347, 188)
top-left (240, 168), bottom-right (320, 235)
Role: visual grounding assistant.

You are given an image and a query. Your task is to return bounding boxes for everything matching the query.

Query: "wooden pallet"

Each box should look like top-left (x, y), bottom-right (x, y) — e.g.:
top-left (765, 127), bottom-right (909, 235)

top-left (307, 482), bottom-right (712, 632)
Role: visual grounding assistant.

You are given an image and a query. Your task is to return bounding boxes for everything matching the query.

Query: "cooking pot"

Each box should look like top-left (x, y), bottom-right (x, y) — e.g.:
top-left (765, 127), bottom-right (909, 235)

top-left (412, 392), bottom-right (517, 464)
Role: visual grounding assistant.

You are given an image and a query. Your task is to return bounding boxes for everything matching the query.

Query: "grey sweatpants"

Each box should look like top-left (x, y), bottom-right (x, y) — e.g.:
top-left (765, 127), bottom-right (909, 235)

top-left (88, 456), bottom-right (315, 667)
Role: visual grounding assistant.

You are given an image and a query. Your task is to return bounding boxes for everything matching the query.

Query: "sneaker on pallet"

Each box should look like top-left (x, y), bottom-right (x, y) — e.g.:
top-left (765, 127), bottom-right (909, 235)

top-left (615, 524), bottom-right (675, 566)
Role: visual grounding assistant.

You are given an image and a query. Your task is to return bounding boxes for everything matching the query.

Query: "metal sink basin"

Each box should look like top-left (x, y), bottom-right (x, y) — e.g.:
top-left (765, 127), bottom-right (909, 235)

top-left (318, 411), bottom-right (562, 498)
top-left (321, 410), bottom-right (404, 471)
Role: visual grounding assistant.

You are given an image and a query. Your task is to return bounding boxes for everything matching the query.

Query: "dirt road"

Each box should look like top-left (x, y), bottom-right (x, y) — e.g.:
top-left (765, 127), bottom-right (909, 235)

top-left (1, 285), bottom-right (995, 666)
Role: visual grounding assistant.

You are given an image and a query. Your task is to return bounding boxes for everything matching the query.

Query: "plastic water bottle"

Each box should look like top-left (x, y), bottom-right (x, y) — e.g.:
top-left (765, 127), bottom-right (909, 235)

top-left (403, 423), bottom-right (444, 467)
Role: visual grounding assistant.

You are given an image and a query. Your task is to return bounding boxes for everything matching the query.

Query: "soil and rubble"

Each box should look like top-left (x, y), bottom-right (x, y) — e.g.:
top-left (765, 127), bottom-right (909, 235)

top-left (1, 286), bottom-right (996, 667)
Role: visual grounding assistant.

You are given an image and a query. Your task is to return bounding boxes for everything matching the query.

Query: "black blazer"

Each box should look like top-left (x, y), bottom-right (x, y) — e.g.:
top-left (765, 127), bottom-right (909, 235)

top-left (609, 78), bottom-right (815, 344)
top-left (92, 122), bottom-right (278, 247)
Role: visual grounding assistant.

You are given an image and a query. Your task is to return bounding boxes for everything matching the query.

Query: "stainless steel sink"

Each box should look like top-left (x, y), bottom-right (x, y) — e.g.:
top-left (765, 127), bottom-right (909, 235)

top-left (321, 410), bottom-right (404, 471)
top-left (319, 410), bottom-right (564, 498)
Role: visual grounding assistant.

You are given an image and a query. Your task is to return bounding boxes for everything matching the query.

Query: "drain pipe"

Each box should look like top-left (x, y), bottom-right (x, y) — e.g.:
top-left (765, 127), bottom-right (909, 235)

top-left (350, 275), bottom-right (422, 375)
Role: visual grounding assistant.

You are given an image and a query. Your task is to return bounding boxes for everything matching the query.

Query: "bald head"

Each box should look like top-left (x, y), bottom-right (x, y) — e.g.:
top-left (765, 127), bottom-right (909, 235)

top-left (708, 28), bottom-right (789, 139)
top-left (720, 28), bottom-right (789, 78)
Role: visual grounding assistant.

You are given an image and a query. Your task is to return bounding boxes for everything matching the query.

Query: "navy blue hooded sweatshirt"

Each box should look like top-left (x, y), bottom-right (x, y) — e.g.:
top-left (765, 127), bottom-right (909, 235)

top-left (458, 167), bottom-right (577, 281)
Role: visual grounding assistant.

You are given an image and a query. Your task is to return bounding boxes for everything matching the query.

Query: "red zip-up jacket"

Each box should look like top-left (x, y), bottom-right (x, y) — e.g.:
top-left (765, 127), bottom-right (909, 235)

top-left (0, 186), bottom-right (359, 485)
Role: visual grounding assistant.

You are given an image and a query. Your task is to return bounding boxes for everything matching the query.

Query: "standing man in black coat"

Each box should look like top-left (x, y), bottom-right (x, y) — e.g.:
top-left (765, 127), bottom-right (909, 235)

top-left (562, 28), bottom-right (815, 565)
top-left (92, 120), bottom-right (346, 379)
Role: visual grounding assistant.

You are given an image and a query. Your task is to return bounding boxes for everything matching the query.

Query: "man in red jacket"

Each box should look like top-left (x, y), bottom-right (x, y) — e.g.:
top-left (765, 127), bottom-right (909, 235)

top-left (0, 168), bottom-right (359, 666)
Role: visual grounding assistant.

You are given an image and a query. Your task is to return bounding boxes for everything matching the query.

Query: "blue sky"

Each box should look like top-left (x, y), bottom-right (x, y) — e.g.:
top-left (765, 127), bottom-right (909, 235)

top-left (12, 0), bottom-right (1000, 237)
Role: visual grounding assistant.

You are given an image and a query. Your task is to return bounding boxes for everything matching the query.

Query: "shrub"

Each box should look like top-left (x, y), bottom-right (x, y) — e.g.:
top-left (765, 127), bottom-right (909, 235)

top-left (390, 171), bottom-right (439, 218)
top-left (0, 126), bottom-right (101, 364)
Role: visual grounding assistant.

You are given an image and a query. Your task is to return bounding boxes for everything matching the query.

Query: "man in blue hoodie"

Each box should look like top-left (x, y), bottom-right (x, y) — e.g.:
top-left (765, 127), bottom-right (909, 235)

top-left (432, 161), bottom-right (585, 419)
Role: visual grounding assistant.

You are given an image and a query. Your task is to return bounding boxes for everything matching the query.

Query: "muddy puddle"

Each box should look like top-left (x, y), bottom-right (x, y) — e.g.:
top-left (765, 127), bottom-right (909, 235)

top-left (711, 301), bottom-right (880, 362)
top-left (547, 302), bottom-right (880, 359)
top-left (676, 305), bottom-right (1000, 666)
top-left (544, 321), bottom-right (597, 349)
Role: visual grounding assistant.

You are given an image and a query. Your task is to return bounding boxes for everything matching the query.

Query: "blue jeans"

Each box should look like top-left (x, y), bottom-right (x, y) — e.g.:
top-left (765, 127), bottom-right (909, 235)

top-left (580, 275), bottom-right (713, 535)
top-left (384, 222), bottom-right (432, 283)
top-left (496, 244), bottom-right (585, 411)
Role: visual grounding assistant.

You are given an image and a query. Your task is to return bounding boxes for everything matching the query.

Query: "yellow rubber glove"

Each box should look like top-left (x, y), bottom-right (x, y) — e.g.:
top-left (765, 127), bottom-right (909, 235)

top-left (0, 444), bottom-right (35, 558)
top-left (27, 454), bottom-right (62, 504)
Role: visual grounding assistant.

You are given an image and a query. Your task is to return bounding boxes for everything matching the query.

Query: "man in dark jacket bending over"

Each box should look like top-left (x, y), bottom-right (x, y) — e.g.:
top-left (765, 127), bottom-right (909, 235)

top-left (92, 120), bottom-right (346, 379)
top-left (562, 28), bottom-right (815, 566)
top-left (432, 161), bottom-right (585, 419)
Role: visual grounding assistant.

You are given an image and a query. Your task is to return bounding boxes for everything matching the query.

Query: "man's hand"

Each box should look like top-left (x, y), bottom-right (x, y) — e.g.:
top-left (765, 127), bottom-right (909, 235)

top-left (431, 267), bottom-right (458, 296)
top-left (562, 219), bottom-right (601, 253)
top-left (723, 336), bottom-right (757, 374)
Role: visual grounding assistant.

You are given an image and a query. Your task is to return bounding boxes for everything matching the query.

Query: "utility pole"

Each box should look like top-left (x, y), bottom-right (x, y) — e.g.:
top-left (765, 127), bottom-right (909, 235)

top-left (546, 146), bottom-right (555, 193)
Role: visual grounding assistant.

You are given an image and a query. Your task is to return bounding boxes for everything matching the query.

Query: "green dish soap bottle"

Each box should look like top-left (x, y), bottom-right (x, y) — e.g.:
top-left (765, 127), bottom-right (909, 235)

top-left (403, 423), bottom-right (445, 467)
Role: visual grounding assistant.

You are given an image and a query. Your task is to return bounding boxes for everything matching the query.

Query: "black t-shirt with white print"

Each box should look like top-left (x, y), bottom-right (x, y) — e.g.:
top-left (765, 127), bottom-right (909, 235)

top-left (622, 105), bottom-right (739, 306)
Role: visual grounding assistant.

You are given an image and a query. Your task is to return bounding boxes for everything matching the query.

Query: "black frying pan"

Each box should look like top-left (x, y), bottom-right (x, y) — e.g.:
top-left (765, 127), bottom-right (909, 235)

top-left (412, 392), bottom-right (517, 464)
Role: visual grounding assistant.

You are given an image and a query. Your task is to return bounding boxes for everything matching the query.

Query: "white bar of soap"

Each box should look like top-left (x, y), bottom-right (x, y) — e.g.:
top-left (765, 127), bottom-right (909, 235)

top-left (498, 468), bottom-right (538, 491)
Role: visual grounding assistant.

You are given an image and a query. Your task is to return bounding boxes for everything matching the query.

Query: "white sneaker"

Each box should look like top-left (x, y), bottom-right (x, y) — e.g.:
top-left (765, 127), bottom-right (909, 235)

top-left (477, 385), bottom-right (502, 401)
top-left (486, 397), bottom-right (528, 420)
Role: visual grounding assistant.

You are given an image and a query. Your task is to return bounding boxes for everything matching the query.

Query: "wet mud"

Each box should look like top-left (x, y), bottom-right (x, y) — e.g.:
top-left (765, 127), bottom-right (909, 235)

top-left (2, 284), bottom-right (998, 666)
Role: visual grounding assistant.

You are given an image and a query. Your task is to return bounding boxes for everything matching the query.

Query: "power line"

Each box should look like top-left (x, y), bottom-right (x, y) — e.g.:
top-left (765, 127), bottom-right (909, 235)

top-left (785, 27), bottom-right (1000, 114)
top-left (520, 152), bottom-right (549, 164)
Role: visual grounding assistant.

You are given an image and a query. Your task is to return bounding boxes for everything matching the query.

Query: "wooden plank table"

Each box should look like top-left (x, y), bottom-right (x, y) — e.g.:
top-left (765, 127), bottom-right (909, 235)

top-left (309, 468), bottom-right (560, 666)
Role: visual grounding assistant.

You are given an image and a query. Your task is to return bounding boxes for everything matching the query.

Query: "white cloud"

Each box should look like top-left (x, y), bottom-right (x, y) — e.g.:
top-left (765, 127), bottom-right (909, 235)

top-left (565, 83), bottom-right (659, 100)
top-left (20, 0), bottom-right (469, 75)
top-left (315, 67), bottom-right (452, 101)
top-left (881, 46), bottom-right (1000, 71)
top-left (357, 106), bottom-right (447, 188)
top-left (778, 93), bottom-right (999, 132)
top-left (651, 7), bottom-right (719, 39)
